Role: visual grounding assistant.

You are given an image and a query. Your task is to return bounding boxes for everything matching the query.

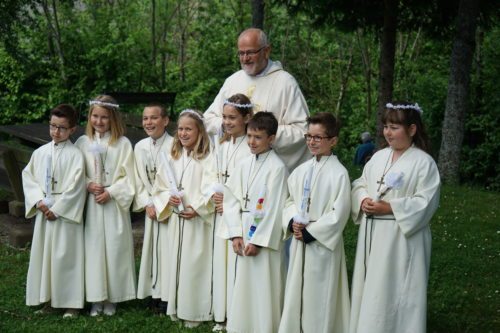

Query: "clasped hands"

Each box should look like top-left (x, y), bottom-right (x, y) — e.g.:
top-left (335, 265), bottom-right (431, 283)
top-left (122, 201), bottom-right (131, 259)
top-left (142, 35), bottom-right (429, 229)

top-left (211, 192), bottom-right (223, 214)
top-left (232, 237), bottom-right (260, 257)
top-left (88, 182), bottom-right (110, 204)
top-left (37, 201), bottom-right (56, 221)
top-left (361, 198), bottom-right (392, 216)
top-left (168, 195), bottom-right (198, 219)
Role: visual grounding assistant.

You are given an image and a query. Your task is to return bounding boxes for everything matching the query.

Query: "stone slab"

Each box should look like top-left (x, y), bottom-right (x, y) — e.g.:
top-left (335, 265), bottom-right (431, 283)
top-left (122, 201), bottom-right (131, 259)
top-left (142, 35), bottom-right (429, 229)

top-left (0, 213), bottom-right (33, 248)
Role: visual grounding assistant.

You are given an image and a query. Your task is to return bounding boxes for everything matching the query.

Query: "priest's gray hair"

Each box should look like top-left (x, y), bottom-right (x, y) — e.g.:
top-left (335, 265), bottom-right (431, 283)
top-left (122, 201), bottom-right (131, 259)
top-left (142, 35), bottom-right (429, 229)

top-left (239, 28), bottom-right (269, 47)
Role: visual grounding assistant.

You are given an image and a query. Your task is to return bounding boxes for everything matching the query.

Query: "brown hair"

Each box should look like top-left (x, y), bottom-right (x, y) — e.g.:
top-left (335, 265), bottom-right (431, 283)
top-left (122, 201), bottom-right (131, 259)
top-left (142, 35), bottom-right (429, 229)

top-left (307, 112), bottom-right (340, 138)
top-left (247, 112), bottom-right (278, 136)
top-left (171, 110), bottom-right (210, 160)
top-left (221, 93), bottom-right (254, 143)
top-left (381, 101), bottom-right (431, 154)
top-left (85, 95), bottom-right (125, 145)
top-left (145, 102), bottom-right (168, 118)
top-left (50, 104), bottom-right (78, 128)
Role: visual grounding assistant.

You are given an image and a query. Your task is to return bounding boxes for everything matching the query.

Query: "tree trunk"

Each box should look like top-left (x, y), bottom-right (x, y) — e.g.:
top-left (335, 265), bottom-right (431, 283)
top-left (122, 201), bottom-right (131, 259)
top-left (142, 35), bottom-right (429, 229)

top-left (335, 45), bottom-right (353, 115)
top-left (252, 0), bottom-right (264, 29)
top-left (41, 0), bottom-right (67, 84)
top-left (356, 28), bottom-right (373, 120)
top-left (438, 0), bottom-right (479, 183)
top-left (376, 0), bottom-right (397, 146)
top-left (151, 0), bottom-right (157, 68)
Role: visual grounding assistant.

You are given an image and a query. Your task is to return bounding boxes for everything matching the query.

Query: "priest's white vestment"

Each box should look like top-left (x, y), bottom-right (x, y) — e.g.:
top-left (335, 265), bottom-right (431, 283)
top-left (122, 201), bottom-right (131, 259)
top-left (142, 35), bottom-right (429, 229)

top-left (133, 133), bottom-right (173, 300)
top-left (162, 149), bottom-right (217, 322)
top-left (204, 60), bottom-right (310, 171)
top-left (76, 133), bottom-right (137, 303)
top-left (349, 146), bottom-right (440, 333)
top-left (279, 155), bottom-right (351, 333)
top-left (23, 140), bottom-right (86, 308)
top-left (212, 135), bottom-right (251, 322)
top-left (221, 149), bottom-right (288, 333)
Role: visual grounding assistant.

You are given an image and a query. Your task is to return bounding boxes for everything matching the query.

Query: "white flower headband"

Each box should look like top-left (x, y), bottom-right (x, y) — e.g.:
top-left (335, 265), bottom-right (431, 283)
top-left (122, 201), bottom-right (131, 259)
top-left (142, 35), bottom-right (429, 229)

top-left (180, 109), bottom-right (204, 120)
top-left (386, 102), bottom-right (423, 114)
top-left (223, 99), bottom-right (253, 109)
top-left (89, 100), bottom-right (120, 109)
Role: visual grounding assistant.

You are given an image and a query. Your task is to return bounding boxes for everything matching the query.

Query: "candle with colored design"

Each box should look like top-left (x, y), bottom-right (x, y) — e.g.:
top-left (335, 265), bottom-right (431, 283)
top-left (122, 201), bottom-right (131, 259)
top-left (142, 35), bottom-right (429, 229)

top-left (247, 184), bottom-right (266, 240)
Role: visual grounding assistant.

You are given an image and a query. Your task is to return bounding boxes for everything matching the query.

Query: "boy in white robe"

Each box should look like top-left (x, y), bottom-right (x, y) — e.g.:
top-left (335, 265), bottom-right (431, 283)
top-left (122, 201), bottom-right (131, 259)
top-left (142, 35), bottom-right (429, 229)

top-left (133, 103), bottom-right (173, 313)
top-left (23, 104), bottom-right (86, 318)
top-left (222, 112), bottom-right (288, 333)
top-left (279, 112), bottom-right (350, 333)
top-left (349, 102), bottom-right (440, 333)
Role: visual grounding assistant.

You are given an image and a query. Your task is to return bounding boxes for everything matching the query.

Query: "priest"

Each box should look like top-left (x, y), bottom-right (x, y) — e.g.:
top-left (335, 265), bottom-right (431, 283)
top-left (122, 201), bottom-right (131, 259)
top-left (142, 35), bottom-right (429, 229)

top-left (204, 28), bottom-right (310, 172)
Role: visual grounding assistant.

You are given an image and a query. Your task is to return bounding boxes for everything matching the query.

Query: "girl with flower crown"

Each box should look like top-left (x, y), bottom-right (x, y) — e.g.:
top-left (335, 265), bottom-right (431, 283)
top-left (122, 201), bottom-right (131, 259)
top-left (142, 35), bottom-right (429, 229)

top-left (211, 93), bottom-right (253, 330)
top-left (75, 95), bottom-right (136, 317)
top-left (158, 109), bottom-right (217, 328)
top-left (349, 101), bottom-right (441, 333)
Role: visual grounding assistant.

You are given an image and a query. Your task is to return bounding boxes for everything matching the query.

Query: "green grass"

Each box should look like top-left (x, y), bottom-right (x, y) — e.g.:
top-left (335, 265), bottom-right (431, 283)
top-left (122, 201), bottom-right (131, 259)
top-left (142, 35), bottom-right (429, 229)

top-left (0, 185), bottom-right (499, 332)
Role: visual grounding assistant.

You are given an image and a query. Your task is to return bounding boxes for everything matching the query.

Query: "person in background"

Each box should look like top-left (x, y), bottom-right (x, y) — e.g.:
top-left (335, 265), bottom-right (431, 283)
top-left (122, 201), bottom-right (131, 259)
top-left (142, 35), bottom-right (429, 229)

top-left (354, 131), bottom-right (375, 167)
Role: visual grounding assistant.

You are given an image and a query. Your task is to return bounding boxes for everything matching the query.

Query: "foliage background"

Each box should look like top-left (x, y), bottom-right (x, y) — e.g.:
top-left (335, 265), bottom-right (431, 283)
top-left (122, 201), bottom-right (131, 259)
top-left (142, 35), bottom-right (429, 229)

top-left (0, 0), bottom-right (498, 189)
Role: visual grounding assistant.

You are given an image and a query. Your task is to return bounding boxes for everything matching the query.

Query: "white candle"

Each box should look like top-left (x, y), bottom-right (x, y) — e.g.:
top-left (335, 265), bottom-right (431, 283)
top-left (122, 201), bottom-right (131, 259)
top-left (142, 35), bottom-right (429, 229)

top-left (298, 162), bottom-right (314, 222)
top-left (45, 154), bottom-right (52, 198)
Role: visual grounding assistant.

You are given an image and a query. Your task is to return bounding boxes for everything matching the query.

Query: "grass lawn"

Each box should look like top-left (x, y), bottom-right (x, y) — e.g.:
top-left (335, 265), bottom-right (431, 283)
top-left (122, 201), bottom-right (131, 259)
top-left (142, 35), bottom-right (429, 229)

top-left (0, 185), bottom-right (498, 332)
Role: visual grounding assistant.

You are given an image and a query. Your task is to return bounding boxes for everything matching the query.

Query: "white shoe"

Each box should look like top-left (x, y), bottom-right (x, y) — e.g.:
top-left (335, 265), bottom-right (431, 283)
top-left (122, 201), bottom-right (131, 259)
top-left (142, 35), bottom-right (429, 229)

top-left (103, 302), bottom-right (116, 316)
top-left (63, 309), bottom-right (79, 318)
top-left (213, 323), bottom-right (226, 331)
top-left (184, 320), bottom-right (201, 328)
top-left (90, 302), bottom-right (103, 317)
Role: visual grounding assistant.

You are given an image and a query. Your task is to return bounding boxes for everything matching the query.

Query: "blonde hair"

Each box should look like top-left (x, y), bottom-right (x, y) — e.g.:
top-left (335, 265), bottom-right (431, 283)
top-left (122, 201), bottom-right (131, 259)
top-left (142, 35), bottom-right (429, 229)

top-left (171, 110), bottom-right (210, 160)
top-left (85, 95), bottom-right (125, 145)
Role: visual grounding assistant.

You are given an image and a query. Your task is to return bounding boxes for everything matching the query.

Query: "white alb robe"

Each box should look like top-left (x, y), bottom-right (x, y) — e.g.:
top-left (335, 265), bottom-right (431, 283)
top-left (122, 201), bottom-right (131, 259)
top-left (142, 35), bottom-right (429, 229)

top-left (162, 149), bottom-right (217, 321)
top-left (23, 140), bottom-right (86, 308)
top-left (204, 60), bottom-right (310, 171)
top-left (133, 133), bottom-right (173, 300)
top-left (349, 146), bottom-right (440, 333)
top-left (222, 149), bottom-right (288, 333)
top-left (279, 155), bottom-right (351, 333)
top-left (75, 133), bottom-right (137, 303)
top-left (212, 135), bottom-right (251, 322)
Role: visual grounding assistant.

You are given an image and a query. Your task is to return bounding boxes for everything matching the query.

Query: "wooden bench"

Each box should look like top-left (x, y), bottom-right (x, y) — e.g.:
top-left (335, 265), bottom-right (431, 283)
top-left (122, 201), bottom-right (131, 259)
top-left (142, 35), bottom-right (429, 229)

top-left (0, 92), bottom-right (177, 216)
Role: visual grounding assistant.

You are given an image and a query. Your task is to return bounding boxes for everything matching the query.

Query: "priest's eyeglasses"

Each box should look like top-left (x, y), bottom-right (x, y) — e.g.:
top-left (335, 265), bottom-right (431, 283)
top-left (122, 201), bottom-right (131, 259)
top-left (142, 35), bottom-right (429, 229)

top-left (237, 46), bottom-right (266, 58)
top-left (49, 124), bottom-right (69, 133)
top-left (304, 134), bottom-right (332, 142)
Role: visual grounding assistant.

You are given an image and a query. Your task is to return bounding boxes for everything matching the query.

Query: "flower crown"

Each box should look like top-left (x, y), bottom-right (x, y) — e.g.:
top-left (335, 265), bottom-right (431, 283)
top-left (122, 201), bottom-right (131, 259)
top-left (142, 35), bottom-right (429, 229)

top-left (223, 99), bottom-right (253, 109)
top-left (386, 102), bottom-right (423, 114)
top-left (89, 100), bottom-right (120, 109)
top-left (180, 109), bottom-right (204, 120)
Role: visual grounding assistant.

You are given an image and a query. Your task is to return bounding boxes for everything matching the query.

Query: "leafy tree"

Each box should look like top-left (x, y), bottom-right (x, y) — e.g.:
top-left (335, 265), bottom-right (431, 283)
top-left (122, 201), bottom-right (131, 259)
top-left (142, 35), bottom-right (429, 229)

top-left (274, 0), bottom-right (459, 143)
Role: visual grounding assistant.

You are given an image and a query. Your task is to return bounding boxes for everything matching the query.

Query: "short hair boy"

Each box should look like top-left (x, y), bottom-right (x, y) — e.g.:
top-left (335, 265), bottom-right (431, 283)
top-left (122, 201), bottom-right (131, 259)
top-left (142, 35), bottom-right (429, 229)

top-left (222, 111), bottom-right (288, 333)
top-left (133, 102), bottom-right (173, 313)
top-left (279, 112), bottom-right (351, 332)
top-left (22, 104), bottom-right (86, 318)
